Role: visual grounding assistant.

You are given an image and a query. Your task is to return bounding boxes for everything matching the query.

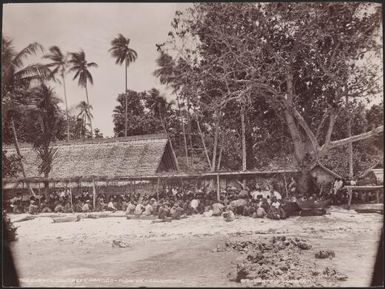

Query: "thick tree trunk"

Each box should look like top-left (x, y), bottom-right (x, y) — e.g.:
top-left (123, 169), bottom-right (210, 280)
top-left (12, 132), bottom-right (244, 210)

top-left (284, 69), bottom-right (314, 195)
top-left (62, 74), bottom-right (70, 142)
top-left (84, 85), bottom-right (93, 138)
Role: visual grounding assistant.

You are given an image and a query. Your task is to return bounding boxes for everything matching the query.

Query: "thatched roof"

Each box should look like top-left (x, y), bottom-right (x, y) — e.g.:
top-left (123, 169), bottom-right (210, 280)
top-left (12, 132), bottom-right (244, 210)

top-left (3, 134), bottom-right (177, 181)
top-left (310, 161), bottom-right (342, 179)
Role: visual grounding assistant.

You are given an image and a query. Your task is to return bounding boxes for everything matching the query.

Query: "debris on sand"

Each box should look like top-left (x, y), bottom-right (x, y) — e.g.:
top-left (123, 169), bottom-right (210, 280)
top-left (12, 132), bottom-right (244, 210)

top-left (13, 215), bottom-right (36, 223)
top-left (315, 250), bottom-right (336, 259)
top-left (226, 236), bottom-right (345, 286)
top-left (52, 215), bottom-right (81, 223)
top-left (112, 240), bottom-right (131, 248)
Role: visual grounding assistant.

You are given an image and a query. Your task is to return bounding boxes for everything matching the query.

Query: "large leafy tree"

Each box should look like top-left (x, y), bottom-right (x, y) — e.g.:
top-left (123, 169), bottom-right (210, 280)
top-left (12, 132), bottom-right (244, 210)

top-left (68, 50), bottom-right (97, 138)
top-left (43, 46), bottom-right (71, 141)
top-left (1, 37), bottom-right (50, 191)
top-left (155, 3), bottom-right (383, 193)
top-left (109, 34), bottom-right (138, 137)
top-left (112, 90), bottom-right (146, 137)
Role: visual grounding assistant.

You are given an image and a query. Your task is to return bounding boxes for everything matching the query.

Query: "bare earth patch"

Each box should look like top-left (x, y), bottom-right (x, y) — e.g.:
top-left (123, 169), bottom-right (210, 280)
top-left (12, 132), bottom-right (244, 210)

top-left (9, 207), bottom-right (382, 287)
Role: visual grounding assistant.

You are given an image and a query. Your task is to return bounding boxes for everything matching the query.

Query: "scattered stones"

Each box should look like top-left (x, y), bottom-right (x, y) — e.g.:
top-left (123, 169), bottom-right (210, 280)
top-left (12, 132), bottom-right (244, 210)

top-left (315, 250), bottom-right (336, 259)
top-left (226, 236), bottom-right (345, 286)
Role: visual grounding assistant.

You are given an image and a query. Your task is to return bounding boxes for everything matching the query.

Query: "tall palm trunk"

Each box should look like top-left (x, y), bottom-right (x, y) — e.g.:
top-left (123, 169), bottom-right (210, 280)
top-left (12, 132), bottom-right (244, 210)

top-left (62, 74), bottom-right (70, 142)
top-left (124, 59), bottom-right (128, 137)
top-left (84, 85), bottom-right (93, 138)
top-left (10, 117), bottom-right (35, 196)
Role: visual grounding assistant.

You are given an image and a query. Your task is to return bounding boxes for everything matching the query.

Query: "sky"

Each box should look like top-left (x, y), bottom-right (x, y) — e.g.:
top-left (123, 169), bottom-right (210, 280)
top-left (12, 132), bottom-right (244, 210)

top-left (3, 3), bottom-right (191, 137)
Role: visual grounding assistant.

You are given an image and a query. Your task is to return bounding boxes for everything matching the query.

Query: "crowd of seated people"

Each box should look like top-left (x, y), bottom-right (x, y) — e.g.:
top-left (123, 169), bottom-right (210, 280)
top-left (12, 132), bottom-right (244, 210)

top-left (5, 182), bottom-right (305, 221)
top-left (5, 175), bottom-right (381, 220)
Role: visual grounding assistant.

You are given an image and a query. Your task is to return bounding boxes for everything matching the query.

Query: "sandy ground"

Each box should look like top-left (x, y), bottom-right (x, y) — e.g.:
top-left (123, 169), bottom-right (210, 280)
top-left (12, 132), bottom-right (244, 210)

top-left (8, 206), bottom-right (383, 287)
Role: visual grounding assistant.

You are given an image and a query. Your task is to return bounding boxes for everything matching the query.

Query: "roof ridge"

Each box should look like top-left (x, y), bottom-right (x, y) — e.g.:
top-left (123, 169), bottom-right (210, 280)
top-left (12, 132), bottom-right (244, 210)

top-left (3, 133), bottom-right (168, 150)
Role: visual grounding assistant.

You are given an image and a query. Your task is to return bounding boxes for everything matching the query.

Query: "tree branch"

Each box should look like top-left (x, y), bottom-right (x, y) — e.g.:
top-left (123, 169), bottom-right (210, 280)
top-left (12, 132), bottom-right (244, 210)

top-left (321, 125), bottom-right (383, 152)
top-left (322, 109), bottom-right (338, 149)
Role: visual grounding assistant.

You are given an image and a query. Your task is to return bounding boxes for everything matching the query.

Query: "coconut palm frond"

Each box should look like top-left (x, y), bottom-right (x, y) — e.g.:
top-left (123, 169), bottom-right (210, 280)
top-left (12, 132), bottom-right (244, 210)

top-left (15, 64), bottom-right (52, 82)
top-left (12, 42), bottom-right (44, 68)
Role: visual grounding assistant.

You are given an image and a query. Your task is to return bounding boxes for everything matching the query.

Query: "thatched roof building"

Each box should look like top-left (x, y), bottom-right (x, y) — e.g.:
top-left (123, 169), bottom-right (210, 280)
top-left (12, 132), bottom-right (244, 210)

top-left (3, 134), bottom-right (177, 183)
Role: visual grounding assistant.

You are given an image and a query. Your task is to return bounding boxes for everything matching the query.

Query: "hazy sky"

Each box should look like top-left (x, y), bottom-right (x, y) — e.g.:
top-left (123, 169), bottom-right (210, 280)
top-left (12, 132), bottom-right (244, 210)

top-left (3, 3), bottom-right (191, 137)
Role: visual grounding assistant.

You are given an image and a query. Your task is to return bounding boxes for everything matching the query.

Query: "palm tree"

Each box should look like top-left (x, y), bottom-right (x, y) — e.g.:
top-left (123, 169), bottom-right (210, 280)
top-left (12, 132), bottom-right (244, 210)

top-left (68, 50), bottom-right (97, 138)
top-left (109, 34), bottom-right (138, 137)
top-left (29, 84), bottom-right (62, 186)
top-left (2, 37), bottom-right (49, 195)
top-left (43, 46), bottom-right (70, 141)
top-left (76, 101), bottom-right (93, 139)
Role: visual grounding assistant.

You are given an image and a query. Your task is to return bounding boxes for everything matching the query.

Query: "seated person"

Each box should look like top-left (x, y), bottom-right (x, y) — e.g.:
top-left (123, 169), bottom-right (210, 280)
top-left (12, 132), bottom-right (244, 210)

top-left (106, 200), bottom-right (117, 212)
top-left (54, 203), bottom-right (64, 213)
top-left (170, 202), bottom-right (184, 219)
top-left (81, 200), bottom-right (91, 212)
top-left (243, 203), bottom-right (255, 217)
top-left (28, 200), bottom-right (39, 215)
top-left (40, 201), bottom-right (52, 213)
top-left (212, 202), bottom-right (225, 216)
top-left (63, 201), bottom-right (73, 213)
top-left (158, 203), bottom-right (170, 220)
top-left (271, 197), bottom-right (280, 210)
top-left (134, 202), bottom-right (145, 216)
top-left (266, 202), bottom-right (281, 220)
top-left (253, 202), bottom-right (267, 218)
top-left (222, 206), bottom-right (235, 222)
top-left (229, 198), bottom-right (248, 215)
top-left (125, 201), bottom-right (136, 215)
top-left (239, 189), bottom-right (249, 199)
top-left (97, 198), bottom-right (107, 211)
top-left (143, 201), bottom-right (154, 216)
top-left (190, 198), bottom-right (200, 214)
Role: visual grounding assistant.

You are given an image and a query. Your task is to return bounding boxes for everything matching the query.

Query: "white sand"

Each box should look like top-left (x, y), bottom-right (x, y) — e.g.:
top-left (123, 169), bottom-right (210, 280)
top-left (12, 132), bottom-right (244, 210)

top-left (10, 207), bottom-right (383, 243)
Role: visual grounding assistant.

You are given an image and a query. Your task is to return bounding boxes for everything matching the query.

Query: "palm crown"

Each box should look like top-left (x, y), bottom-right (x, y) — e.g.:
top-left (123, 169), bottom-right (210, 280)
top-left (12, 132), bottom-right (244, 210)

top-left (43, 46), bottom-right (67, 81)
top-left (109, 34), bottom-right (138, 66)
top-left (68, 50), bottom-right (98, 88)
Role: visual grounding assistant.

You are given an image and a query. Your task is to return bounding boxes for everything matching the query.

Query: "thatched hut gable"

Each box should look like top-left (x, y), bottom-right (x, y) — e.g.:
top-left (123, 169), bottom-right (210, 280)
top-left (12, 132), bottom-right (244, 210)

top-left (4, 134), bottom-right (177, 180)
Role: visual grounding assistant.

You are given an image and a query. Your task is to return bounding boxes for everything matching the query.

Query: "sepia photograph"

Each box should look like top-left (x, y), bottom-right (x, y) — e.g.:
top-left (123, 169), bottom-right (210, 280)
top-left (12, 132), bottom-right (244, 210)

top-left (2, 2), bottom-right (384, 287)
